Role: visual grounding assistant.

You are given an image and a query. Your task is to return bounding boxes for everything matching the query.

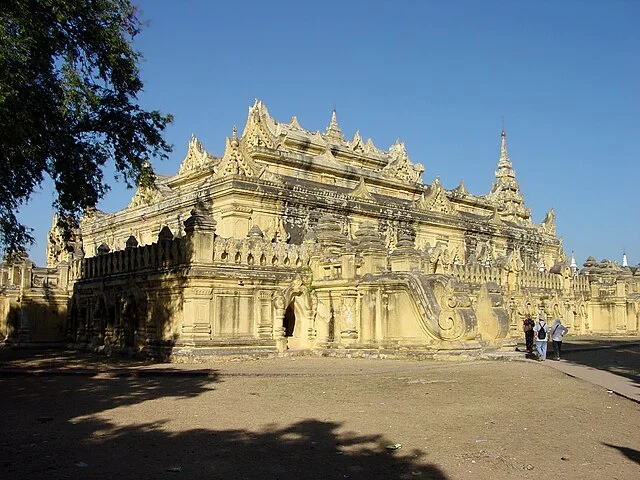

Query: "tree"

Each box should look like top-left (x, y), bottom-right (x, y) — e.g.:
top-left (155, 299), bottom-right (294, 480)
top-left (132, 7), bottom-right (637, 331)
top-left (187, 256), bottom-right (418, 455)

top-left (0, 0), bottom-right (172, 259)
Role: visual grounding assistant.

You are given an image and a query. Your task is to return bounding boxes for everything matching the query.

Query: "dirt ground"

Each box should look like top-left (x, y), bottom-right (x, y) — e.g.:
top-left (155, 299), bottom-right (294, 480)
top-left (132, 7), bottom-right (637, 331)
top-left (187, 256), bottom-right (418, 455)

top-left (0, 349), bottom-right (639, 479)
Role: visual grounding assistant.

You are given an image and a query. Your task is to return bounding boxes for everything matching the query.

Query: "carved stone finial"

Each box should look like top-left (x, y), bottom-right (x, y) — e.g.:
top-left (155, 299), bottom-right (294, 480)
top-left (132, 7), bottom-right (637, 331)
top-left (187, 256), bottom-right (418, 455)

top-left (97, 243), bottom-right (110, 255)
top-left (125, 235), bottom-right (139, 249)
top-left (184, 205), bottom-right (217, 235)
top-left (158, 226), bottom-right (174, 242)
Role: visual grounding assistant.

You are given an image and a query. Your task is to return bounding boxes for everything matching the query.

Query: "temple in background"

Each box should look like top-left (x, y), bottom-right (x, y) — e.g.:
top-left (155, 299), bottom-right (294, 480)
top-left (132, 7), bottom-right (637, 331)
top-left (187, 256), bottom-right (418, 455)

top-left (1, 100), bottom-right (638, 356)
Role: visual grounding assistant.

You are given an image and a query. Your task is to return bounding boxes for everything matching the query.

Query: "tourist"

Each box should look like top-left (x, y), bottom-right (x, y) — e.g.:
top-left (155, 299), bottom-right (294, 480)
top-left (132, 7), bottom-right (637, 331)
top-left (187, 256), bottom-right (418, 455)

top-left (533, 312), bottom-right (549, 361)
top-left (550, 318), bottom-right (569, 360)
top-left (523, 316), bottom-right (535, 353)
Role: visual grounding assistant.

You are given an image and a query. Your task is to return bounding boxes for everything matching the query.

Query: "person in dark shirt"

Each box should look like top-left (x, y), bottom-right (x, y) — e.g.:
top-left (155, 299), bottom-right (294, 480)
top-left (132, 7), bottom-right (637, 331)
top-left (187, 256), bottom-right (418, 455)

top-left (523, 316), bottom-right (535, 353)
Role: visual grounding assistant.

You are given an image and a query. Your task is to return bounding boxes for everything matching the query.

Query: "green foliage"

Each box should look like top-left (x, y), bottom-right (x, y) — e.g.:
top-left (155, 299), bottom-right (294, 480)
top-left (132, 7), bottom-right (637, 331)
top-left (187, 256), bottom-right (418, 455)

top-left (0, 0), bottom-right (172, 257)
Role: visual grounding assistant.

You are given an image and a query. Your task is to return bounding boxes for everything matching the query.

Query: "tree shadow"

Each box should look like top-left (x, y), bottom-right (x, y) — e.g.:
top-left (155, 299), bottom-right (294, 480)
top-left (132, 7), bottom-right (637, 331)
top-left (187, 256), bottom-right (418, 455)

top-left (602, 442), bottom-right (640, 465)
top-left (0, 372), bottom-right (448, 479)
top-left (560, 344), bottom-right (640, 388)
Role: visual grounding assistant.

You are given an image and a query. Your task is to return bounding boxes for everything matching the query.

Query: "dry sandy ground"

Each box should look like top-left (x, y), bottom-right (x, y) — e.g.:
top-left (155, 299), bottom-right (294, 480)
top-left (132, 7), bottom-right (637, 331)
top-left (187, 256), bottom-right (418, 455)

top-left (0, 354), bottom-right (639, 479)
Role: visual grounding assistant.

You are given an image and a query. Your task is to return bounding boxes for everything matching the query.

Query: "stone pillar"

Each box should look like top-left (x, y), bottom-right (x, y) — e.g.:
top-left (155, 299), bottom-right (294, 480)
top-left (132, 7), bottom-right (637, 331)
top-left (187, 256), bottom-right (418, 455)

top-left (184, 207), bottom-right (217, 263)
top-left (272, 291), bottom-right (286, 352)
top-left (257, 291), bottom-right (274, 338)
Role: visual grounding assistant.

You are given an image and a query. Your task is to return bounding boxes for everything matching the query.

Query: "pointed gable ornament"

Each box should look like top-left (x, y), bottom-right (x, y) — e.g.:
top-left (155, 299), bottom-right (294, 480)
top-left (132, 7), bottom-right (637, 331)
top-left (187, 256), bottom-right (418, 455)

top-left (349, 177), bottom-right (375, 201)
top-left (210, 126), bottom-right (282, 184)
top-left (289, 115), bottom-right (302, 130)
top-left (350, 130), bottom-right (365, 153)
top-left (489, 206), bottom-right (503, 225)
top-left (416, 178), bottom-right (456, 215)
top-left (452, 179), bottom-right (468, 196)
top-left (241, 99), bottom-right (277, 149)
top-left (314, 146), bottom-right (341, 165)
top-left (540, 208), bottom-right (556, 235)
top-left (364, 138), bottom-right (382, 155)
top-left (178, 134), bottom-right (212, 175)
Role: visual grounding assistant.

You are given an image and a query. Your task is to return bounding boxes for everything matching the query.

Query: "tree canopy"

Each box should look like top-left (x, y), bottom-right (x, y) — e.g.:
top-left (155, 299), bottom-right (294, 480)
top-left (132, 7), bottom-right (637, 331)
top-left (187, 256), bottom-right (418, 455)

top-left (0, 0), bottom-right (172, 258)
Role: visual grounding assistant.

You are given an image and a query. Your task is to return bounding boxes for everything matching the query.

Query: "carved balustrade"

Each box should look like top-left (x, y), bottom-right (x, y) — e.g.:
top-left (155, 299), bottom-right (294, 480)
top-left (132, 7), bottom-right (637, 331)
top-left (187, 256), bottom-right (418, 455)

top-left (447, 264), bottom-right (504, 286)
top-left (518, 269), bottom-right (564, 291)
top-left (74, 237), bottom-right (186, 281)
top-left (211, 237), bottom-right (312, 269)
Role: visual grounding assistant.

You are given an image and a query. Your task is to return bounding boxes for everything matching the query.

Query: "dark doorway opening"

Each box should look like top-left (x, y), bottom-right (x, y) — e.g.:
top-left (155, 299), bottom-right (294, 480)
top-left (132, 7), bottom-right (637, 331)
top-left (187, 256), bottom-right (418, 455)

top-left (283, 303), bottom-right (296, 337)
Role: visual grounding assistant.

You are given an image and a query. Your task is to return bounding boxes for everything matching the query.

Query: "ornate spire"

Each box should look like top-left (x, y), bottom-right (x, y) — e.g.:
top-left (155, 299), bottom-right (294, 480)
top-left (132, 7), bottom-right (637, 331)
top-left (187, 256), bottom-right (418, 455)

top-left (622, 251), bottom-right (628, 267)
top-left (495, 130), bottom-right (516, 185)
top-left (499, 130), bottom-right (511, 168)
top-left (325, 108), bottom-right (344, 143)
top-left (489, 129), bottom-right (530, 223)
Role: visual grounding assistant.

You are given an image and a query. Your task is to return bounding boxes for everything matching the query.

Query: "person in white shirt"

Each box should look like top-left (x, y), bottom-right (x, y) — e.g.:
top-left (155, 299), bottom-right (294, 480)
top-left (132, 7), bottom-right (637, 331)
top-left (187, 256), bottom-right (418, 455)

top-left (550, 318), bottom-right (569, 360)
top-left (533, 312), bottom-right (549, 361)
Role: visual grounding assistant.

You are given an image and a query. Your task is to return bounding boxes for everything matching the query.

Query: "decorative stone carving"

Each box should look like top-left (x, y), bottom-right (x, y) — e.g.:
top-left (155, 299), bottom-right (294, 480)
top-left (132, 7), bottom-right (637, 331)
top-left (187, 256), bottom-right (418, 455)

top-left (178, 134), bottom-right (213, 175)
top-left (416, 178), bottom-right (457, 215)
top-left (381, 140), bottom-right (424, 184)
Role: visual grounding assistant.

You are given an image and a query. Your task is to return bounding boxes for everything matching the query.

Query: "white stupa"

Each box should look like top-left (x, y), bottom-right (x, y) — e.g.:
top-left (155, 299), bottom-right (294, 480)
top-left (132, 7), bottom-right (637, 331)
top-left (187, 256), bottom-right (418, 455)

top-left (570, 251), bottom-right (579, 276)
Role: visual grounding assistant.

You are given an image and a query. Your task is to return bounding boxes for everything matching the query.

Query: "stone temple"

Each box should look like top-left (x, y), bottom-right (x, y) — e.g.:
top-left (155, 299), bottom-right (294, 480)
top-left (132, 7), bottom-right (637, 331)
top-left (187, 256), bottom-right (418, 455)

top-left (1, 100), bottom-right (638, 356)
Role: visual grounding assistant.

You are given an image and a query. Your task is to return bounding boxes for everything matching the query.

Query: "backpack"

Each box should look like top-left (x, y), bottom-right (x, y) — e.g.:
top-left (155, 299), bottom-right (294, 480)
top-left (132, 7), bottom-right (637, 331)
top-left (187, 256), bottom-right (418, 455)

top-left (537, 322), bottom-right (546, 340)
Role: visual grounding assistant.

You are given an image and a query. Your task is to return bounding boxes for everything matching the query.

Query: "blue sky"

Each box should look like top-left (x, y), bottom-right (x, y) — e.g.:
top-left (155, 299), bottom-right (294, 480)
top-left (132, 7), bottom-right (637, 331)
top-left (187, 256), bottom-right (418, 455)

top-left (20, 0), bottom-right (638, 267)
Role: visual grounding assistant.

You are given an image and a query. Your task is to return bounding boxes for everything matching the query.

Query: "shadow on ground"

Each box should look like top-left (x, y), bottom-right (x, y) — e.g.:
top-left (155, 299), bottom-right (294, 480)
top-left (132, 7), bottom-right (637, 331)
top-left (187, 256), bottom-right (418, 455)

top-left (0, 351), bottom-right (448, 479)
top-left (602, 443), bottom-right (640, 465)
top-left (514, 337), bottom-right (640, 390)
top-left (560, 344), bottom-right (640, 389)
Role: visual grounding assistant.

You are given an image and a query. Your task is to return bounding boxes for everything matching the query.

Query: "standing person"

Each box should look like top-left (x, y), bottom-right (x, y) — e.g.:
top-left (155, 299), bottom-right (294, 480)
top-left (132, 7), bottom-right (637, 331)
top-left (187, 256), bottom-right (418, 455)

top-left (550, 318), bottom-right (569, 360)
top-left (523, 316), bottom-right (535, 353)
top-left (533, 313), bottom-right (549, 361)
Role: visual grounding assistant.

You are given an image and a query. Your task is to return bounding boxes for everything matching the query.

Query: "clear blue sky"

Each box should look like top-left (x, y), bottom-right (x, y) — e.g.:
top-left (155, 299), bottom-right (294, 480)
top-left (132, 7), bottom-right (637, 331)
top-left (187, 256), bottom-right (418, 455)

top-left (19, 0), bottom-right (639, 267)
